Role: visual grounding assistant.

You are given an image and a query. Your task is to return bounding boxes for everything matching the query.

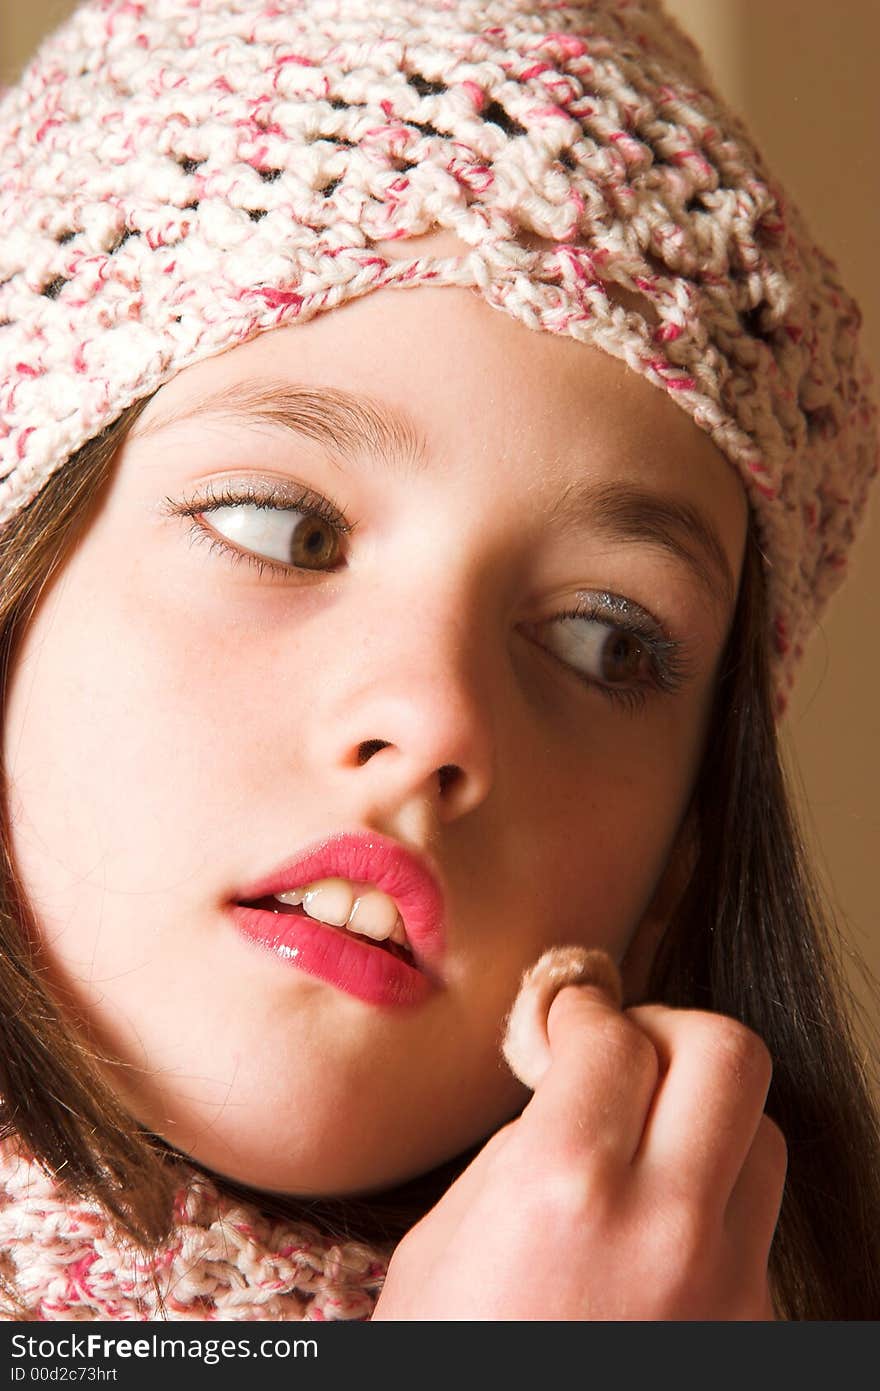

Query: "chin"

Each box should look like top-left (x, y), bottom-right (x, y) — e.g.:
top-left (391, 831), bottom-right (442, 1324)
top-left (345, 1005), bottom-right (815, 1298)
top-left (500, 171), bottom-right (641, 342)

top-left (149, 1118), bottom-right (427, 1200)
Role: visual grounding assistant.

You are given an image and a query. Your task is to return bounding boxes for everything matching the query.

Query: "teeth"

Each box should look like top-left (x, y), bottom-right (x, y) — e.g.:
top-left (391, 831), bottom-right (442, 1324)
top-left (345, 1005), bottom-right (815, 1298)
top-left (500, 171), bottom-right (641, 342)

top-left (297, 876), bottom-right (351, 926)
top-left (273, 877), bottom-right (409, 951)
top-left (274, 886), bottom-right (307, 906)
top-left (348, 887), bottom-right (400, 941)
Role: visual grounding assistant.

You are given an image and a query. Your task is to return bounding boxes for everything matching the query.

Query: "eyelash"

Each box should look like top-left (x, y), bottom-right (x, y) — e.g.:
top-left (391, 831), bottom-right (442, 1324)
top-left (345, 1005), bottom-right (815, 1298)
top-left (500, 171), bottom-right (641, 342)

top-left (166, 480), bottom-right (690, 713)
top-left (169, 475), bottom-right (352, 541)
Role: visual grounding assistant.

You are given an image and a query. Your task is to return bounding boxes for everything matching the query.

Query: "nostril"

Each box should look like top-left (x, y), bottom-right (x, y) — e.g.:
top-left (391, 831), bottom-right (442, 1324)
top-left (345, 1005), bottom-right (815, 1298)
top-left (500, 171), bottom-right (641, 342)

top-left (357, 739), bottom-right (390, 765)
top-left (354, 743), bottom-right (460, 794)
top-left (437, 764), bottom-right (460, 793)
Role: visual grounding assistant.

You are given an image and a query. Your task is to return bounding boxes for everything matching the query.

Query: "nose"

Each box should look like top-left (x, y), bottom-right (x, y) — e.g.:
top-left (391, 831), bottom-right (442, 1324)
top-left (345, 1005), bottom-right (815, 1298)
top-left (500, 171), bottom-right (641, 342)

top-left (309, 593), bottom-right (497, 825)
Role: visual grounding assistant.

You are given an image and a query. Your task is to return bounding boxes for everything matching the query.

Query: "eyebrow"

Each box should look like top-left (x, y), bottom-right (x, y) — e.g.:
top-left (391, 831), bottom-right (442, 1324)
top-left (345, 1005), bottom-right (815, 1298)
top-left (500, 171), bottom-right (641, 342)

top-left (135, 379), bottom-right (736, 613)
top-left (543, 477), bottom-right (736, 615)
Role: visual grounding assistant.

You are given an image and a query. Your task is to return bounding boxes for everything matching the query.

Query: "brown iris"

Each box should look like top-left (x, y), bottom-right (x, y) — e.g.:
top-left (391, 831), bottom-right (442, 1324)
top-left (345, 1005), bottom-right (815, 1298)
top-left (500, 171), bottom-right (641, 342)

top-left (290, 515), bottom-right (341, 569)
top-left (601, 631), bottom-right (646, 683)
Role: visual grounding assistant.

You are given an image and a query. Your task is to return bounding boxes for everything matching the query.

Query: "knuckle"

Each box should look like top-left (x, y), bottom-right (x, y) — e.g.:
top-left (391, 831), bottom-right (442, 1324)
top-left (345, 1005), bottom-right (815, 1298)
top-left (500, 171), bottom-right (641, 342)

top-left (537, 1154), bottom-right (619, 1227)
top-left (757, 1114), bottom-right (789, 1181)
top-left (540, 1163), bottom-right (591, 1220)
top-left (701, 1014), bottom-right (772, 1087)
top-left (590, 1013), bottom-right (658, 1081)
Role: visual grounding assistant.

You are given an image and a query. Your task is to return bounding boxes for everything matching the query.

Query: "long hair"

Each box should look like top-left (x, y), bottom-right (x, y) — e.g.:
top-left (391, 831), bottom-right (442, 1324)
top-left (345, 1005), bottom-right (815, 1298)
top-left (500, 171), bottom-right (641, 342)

top-left (0, 399), bottom-right (878, 1318)
top-left (650, 528), bottom-right (880, 1319)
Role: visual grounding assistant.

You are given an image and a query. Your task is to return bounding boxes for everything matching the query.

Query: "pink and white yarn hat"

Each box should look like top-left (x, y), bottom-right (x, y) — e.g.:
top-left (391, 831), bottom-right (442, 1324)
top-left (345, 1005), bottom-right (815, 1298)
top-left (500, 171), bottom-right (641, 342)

top-left (0, 0), bottom-right (876, 713)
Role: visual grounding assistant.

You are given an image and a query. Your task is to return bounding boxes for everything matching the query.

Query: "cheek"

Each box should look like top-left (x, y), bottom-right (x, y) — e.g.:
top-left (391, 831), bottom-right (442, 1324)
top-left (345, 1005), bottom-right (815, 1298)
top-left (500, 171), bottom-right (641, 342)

top-left (499, 708), bottom-right (701, 932)
top-left (1, 545), bottom-right (249, 991)
top-left (439, 723), bottom-right (701, 1087)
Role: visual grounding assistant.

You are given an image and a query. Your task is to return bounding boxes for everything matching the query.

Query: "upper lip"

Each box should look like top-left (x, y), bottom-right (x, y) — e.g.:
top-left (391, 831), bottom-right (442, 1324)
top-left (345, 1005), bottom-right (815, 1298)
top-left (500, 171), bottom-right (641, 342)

top-left (234, 829), bottom-right (447, 977)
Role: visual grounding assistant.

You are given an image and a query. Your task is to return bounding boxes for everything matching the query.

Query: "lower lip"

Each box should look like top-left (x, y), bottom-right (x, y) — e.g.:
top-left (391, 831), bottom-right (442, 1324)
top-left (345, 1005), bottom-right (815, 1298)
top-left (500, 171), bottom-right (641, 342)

top-left (228, 904), bottom-right (435, 1008)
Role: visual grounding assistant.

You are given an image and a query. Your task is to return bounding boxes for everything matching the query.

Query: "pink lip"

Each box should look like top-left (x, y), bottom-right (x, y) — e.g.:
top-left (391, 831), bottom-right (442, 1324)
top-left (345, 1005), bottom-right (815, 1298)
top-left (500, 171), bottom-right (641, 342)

top-left (228, 830), bottom-right (447, 1008)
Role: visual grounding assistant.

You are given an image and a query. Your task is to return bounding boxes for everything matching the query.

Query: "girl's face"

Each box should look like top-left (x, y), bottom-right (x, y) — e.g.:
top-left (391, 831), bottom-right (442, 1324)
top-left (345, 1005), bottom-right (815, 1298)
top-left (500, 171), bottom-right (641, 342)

top-left (3, 275), bottom-right (747, 1196)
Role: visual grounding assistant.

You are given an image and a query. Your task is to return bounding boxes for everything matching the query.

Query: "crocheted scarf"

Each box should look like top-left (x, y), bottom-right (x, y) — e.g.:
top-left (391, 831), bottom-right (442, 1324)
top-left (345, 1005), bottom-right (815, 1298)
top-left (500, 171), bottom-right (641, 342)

top-left (0, 1137), bottom-right (389, 1321)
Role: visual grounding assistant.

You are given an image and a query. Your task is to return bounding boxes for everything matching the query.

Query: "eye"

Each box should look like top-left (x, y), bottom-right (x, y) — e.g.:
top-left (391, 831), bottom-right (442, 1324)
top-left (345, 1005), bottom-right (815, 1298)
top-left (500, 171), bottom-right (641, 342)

top-left (206, 501), bottom-right (340, 570)
top-left (547, 611), bottom-right (651, 684)
top-left (164, 478), bottom-right (352, 578)
top-left (535, 593), bottom-right (692, 710)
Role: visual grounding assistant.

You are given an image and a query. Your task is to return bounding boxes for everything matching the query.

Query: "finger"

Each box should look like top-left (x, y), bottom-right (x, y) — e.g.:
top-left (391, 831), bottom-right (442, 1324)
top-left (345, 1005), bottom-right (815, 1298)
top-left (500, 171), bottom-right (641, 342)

top-left (502, 945), bottom-right (623, 1090)
top-left (725, 1112), bottom-right (788, 1251)
top-left (522, 978), bottom-right (660, 1167)
top-left (626, 1004), bottom-right (774, 1207)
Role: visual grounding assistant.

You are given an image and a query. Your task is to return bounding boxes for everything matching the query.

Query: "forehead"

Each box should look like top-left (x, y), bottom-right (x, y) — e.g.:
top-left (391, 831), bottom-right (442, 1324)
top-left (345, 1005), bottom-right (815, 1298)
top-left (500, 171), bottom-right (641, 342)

top-left (139, 283), bottom-right (735, 473)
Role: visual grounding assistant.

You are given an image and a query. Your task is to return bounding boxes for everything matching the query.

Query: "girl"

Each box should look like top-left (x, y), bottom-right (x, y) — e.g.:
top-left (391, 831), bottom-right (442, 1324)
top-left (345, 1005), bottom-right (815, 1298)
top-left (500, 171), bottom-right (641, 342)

top-left (0, 0), bottom-right (878, 1321)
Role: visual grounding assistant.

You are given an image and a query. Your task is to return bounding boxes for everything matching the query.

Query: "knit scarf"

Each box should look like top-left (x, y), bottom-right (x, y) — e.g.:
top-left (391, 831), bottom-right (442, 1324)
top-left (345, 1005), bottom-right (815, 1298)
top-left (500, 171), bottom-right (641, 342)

top-left (0, 1137), bottom-right (389, 1321)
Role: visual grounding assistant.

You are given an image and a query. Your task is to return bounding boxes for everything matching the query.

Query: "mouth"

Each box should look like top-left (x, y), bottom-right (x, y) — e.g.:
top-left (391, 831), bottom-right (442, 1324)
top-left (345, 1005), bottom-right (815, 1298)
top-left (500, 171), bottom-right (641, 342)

top-left (229, 831), bottom-right (447, 1008)
top-left (232, 829), bottom-right (447, 976)
top-left (229, 898), bottom-right (435, 1009)
top-left (238, 893), bottom-right (416, 966)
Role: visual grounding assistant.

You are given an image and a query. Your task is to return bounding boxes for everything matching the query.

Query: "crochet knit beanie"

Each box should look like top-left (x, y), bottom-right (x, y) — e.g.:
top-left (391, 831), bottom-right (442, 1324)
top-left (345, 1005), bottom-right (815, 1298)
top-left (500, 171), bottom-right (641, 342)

top-left (0, 0), bottom-right (876, 713)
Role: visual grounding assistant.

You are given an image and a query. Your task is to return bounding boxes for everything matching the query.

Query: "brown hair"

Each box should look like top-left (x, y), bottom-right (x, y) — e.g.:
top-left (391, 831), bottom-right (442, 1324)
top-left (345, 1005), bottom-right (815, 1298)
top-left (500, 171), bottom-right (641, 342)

top-left (0, 401), bottom-right (878, 1318)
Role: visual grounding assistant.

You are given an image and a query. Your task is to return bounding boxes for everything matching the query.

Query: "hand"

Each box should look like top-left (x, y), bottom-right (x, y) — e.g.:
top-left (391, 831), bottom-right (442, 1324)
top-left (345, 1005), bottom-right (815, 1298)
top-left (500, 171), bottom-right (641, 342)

top-left (372, 985), bottom-right (786, 1320)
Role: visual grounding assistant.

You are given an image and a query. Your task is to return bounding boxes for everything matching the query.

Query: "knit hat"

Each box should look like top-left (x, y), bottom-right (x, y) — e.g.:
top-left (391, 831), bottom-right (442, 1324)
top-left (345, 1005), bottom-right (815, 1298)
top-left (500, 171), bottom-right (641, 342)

top-left (0, 0), bottom-right (876, 714)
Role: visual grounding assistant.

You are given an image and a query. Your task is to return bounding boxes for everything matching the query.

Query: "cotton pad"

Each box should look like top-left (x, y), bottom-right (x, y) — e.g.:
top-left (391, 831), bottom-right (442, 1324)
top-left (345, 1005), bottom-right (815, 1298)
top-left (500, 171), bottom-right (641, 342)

top-left (501, 945), bottom-right (624, 1091)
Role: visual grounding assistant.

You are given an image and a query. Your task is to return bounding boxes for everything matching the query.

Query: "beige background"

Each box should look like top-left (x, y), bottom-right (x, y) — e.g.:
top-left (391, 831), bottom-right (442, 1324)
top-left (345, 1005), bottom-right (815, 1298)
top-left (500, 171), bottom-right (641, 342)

top-left (2, 2), bottom-right (878, 1030)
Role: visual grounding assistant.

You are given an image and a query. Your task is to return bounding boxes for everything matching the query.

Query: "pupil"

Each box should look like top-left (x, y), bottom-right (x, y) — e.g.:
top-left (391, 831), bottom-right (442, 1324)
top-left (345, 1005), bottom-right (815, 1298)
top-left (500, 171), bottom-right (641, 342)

top-left (293, 517), bottom-right (337, 568)
top-left (603, 631), bottom-right (642, 681)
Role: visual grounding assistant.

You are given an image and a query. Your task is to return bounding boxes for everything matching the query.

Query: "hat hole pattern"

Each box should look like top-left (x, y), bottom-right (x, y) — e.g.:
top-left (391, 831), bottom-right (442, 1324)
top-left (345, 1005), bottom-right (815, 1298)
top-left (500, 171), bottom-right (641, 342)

top-left (41, 277), bottom-right (67, 301)
top-left (740, 305), bottom-right (772, 341)
top-left (482, 99), bottom-right (527, 139)
top-left (604, 280), bottom-right (661, 327)
top-left (406, 117), bottom-right (447, 139)
top-left (406, 72), bottom-right (447, 99)
top-left (177, 157), bottom-right (204, 176)
top-left (806, 404), bottom-right (838, 444)
top-left (107, 228), bottom-right (139, 254)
